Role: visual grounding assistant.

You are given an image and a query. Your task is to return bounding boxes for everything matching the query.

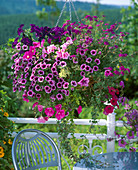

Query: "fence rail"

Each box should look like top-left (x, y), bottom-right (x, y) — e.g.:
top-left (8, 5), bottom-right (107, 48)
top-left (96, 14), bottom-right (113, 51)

top-left (8, 113), bottom-right (125, 155)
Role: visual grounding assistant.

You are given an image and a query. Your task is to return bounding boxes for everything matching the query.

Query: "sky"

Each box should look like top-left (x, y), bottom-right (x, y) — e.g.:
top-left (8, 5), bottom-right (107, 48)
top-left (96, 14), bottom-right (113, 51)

top-left (67, 0), bottom-right (131, 6)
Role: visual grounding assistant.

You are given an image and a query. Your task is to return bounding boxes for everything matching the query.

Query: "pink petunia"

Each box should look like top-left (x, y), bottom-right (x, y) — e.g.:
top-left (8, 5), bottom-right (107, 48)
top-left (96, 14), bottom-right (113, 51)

top-left (37, 105), bottom-right (43, 112)
top-left (55, 109), bottom-right (65, 120)
top-left (32, 102), bottom-right (39, 110)
top-left (55, 104), bottom-right (62, 111)
top-left (23, 51), bottom-right (33, 60)
top-left (37, 116), bottom-right (46, 123)
top-left (77, 105), bottom-right (82, 114)
top-left (45, 107), bottom-right (55, 117)
top-left (78, 76), bottom-right (89, 87)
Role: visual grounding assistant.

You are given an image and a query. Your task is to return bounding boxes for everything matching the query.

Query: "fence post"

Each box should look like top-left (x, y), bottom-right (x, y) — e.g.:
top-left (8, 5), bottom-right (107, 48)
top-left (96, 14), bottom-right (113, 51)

top-left (107, 112), bottom-right (116, 153)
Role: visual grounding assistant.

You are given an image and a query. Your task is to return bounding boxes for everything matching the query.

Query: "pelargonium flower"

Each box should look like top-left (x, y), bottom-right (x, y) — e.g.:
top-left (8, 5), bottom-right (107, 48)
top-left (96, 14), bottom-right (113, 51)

top-left (45, 107), bottom-right (55, 117)
top-left (104, 105), bottom-right (114, 115)
top-left (110, 98), bottom-right (117, 106)
top-left (90, 50), bottom-right (97, 56)
top-left (23, 51), bottom-right (33, 60)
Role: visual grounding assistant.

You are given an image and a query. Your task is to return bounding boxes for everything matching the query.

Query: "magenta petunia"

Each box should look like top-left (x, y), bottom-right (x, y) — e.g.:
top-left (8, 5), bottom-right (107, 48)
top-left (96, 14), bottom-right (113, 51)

top-left (55, 104), bottom-right (62, 111)
top-left (80, 64), bottom-right (86, 70)
top-left (45, 107), bottom-right (55, 117)
top-left (32, 102), bottom-right (38, 110)
top-left (77, 105), bottom-right (82, 114)
top-left (55, 109), bottom-right (65, 120)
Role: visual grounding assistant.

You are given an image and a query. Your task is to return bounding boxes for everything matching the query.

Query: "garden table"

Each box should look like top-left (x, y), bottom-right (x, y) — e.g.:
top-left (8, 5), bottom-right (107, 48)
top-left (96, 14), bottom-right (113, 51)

top-left (73, 152), bottom-right (138, 170)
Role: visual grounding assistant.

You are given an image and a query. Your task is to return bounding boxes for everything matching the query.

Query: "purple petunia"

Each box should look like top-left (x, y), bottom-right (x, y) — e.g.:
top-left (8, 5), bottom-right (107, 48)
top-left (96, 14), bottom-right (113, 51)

top-left (60, 61), bottom-right (67, 67)
top-left (63, 82), bottom-right (69, 89)
top-left (90, 50), bottom-right (97, 56)
top-left (80, 64), bottom-right (86, 70)
top-left (94, 58), bottom-right (100, 65)
top-left (27, 90), bottom-right (33, 97)
top-left (85, 65), bottom-right (91, 72)
top-left (21, 79), bottom-right (27, 84)
top-left (38, 70), bottom-right (44, 75)
top-left (93, 66), bottom-right (99, 71)
top-left (71, 81), bottom-right (77, 87)
top-left (86, 57), bottom-right (92, 63)
top-left (35, 85), bottom-right (41, 91)
top-left (56, 93), bottom-right (63, 100)
top-left (38, 76), bottom-right (44, 82)
top-left (57, 82), bottom-right (62, 89)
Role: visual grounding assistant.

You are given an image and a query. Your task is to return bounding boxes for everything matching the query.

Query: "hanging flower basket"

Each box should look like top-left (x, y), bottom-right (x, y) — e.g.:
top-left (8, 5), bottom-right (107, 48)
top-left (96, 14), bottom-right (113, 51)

top-left (9, 0), bottom-right (132, 161)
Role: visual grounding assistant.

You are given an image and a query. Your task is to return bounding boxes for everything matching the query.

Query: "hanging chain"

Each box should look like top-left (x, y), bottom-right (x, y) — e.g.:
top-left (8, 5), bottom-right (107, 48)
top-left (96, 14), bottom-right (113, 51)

top-left (69, 0), bottom-right (72, 22)
top-left (55, 0), bottom-right (67, 27)
top-left (55, 0), bottom-right (80, 27)
top-left (70, 0), bottom-right (80, 23)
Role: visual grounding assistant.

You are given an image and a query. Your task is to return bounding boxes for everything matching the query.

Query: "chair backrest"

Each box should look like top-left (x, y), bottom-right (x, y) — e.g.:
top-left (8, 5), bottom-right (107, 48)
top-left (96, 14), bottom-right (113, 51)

top-left (12, 129), bottom-right (62, 170)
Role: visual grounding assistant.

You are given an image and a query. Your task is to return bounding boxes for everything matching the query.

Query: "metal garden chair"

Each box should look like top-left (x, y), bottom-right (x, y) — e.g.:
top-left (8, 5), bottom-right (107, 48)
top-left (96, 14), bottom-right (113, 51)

top-left (12, 129), bottom-right (62, 170)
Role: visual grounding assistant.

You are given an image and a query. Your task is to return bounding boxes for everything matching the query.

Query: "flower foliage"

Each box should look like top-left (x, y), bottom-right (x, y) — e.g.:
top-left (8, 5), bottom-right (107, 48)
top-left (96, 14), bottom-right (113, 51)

top-left (9, 15), bottom-right (130, 121)
top-left (0, 90), bottom-right (15, 169)
top-left (115, 98), bottom-right (138, 151)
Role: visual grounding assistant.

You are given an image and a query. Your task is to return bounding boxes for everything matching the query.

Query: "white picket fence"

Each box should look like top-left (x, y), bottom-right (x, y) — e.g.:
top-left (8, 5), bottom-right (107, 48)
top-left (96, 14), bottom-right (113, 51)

top-left (8, 112), bottom-right (125, 155)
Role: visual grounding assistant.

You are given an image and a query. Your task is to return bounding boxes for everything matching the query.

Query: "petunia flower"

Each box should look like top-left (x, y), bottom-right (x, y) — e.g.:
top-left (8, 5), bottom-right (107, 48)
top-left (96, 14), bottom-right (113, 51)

top-left (45, 107), bottom-right (55, 117)
top-left (38, 105), bottom-right (43, 112)
top-left (55, 109), bottom-right (65, 120)
top-left (118, 139), bottom-right (127, 148)
top-left (78, 76), bottom-right (89, 87)
top-left (77, 106), bottom-right (82, 114)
